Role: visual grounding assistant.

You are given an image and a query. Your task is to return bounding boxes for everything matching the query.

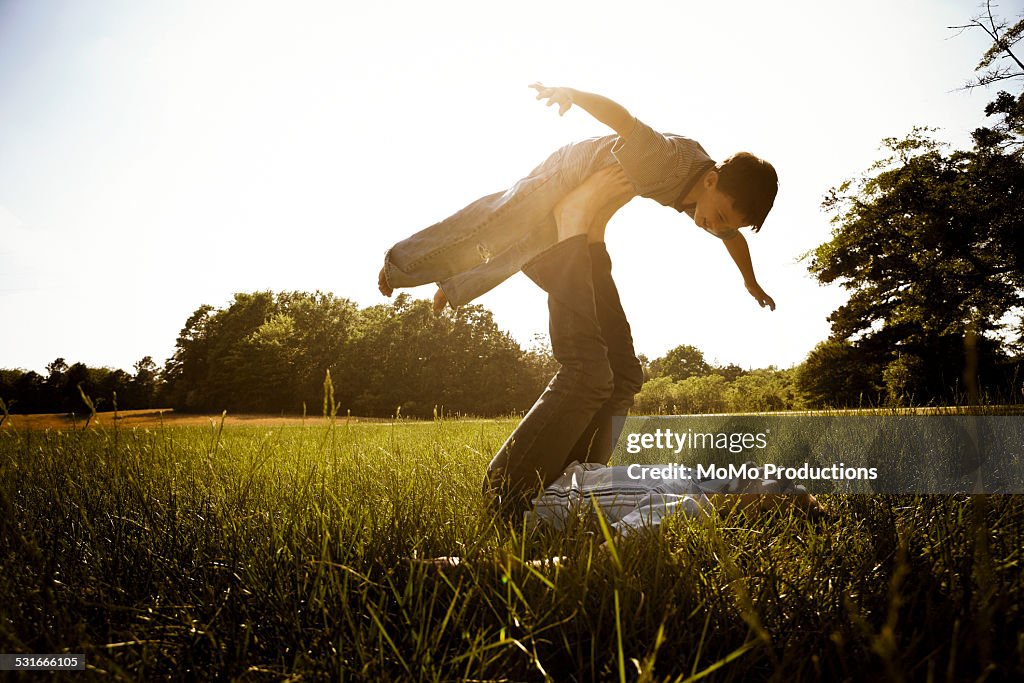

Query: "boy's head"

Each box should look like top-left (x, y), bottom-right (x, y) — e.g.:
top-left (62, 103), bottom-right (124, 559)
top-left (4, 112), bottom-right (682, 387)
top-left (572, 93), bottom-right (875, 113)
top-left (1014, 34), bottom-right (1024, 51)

top-left (694, 152), bottom-right (778, 234)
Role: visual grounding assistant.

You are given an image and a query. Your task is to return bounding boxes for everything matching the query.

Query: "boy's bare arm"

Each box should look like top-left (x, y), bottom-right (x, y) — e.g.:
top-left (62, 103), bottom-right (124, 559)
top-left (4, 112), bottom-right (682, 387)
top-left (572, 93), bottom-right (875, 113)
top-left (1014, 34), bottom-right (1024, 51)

top-left (723, 233), bottom-right (776, 310)
top-left (530, 82), bottom-right (635, 138)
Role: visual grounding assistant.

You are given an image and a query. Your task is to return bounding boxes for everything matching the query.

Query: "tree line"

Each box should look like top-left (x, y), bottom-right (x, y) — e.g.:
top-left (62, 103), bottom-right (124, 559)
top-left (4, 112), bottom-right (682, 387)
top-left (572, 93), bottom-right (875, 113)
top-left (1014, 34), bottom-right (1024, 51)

top-left (0, 357), bottom-right (160, 416)
top-left (0, 292), bottom-right (559, 419)
top-left (0, 315), bottom-right (804, 418)
top-left (1, 287), bottom-right (1019, 419)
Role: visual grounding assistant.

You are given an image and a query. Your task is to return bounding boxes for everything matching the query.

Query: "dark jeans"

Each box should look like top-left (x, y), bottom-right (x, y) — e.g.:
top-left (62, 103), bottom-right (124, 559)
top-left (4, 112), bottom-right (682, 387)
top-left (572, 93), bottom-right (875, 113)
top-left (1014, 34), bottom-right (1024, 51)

top-left (482, 235), bottom-right (645, 513)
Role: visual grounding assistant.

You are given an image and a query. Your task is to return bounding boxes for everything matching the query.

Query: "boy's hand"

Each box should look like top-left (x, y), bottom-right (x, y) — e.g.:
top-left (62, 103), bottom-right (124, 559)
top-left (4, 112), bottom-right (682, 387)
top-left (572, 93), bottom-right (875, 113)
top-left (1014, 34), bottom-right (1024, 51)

top-left (530, 82), bottom-right (574, 116)
top-left (745, 281), bottom-right (776, 311)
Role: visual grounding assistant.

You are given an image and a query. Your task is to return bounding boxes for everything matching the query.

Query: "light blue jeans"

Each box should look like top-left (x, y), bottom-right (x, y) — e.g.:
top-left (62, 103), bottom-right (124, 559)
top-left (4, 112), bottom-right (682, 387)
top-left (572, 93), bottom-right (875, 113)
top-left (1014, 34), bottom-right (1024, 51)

top-left (383, 144), bottom-right (614, 307)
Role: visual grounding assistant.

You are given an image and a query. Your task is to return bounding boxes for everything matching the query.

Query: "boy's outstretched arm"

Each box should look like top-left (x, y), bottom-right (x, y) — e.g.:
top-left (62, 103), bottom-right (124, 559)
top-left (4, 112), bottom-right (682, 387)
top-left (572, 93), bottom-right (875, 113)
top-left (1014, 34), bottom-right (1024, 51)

top-left (723, 234), bottom-right (776, 310)
top-left (530, 82), bottom-right (635, 138)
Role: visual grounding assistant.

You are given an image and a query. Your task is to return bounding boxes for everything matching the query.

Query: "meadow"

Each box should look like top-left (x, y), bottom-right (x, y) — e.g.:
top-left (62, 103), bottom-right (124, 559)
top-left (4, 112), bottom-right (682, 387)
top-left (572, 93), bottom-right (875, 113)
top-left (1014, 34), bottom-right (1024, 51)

top-left (1, 414), bottom-right (1022, 681)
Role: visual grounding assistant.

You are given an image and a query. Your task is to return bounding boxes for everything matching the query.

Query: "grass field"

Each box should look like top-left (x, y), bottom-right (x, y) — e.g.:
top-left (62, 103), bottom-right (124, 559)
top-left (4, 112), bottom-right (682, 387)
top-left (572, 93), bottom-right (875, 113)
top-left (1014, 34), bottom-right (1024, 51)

top-left (1, 415), bottom-right (1022, 681)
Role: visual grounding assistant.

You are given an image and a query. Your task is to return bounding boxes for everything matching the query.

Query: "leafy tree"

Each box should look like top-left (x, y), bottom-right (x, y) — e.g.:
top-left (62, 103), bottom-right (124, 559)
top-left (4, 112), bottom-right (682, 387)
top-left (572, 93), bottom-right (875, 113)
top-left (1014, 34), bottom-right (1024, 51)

top-left (649, 344), bottom-right (710, 382)
top-left (219, 312), bottom-right (301, 412)
top-left (1, 364), bottom-right (148, 414)
top-left (951, 0), bottom-right (1024, 155)
top-left (127, 356), bottom-right (160, 408)
top-left (712, 362), bottom-right (746, 383)
top-left (63, 362), bottom-right (93, 413)
top-left (807, 125), bottom-right (1023, 404)
top-left (92, 368), bottom-right (130, 409)
top-left (277, 291), bottom-right (360, 411)
top-left (201, 292), bottom-right (279, 410)
top-left (674, 374), bottom-right (728, 414)
top-left (346, 294), bottom-right (542, 417)
top-left (973, 90), bottom-right (1024, 154)
top-left (800, 4), bottom-right (1024, 406)
top-left (0, 370), bottom-right (28, 413)
top-left (160, 290), bottom-right (552, 417)
top-left (724, 368), bottom-right (802, 413)
top-left (42, 358), bottom-right (69, 411)
top-left (632, 376), bottom-right (680, 415)
top-left (13, 372), bottom-right (46, 413)
top-left (632, 374), bottom-right (730, 415)
top-left (162, 304), bottom-right (216, 410)
top-left (163, 292), bottom-right (355, 413)
top-left (796, 340), bottom-right (884, 408)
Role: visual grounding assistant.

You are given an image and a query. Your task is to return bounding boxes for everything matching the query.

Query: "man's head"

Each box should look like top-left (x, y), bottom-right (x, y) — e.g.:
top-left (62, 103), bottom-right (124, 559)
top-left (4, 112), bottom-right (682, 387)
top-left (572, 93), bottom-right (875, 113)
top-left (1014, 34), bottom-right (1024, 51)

top-left (735, 480), bottom-right (824, 518)
top-left (692, 152), bottom-right (778, 235)
top-left (706, 475), bottom-right (825, 520)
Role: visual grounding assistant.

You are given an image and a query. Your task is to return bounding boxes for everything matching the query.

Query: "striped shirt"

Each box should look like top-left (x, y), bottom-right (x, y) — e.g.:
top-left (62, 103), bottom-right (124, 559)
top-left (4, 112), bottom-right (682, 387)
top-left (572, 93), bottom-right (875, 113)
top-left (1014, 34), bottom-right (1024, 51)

top-left (422, 117), bottom-right (739, 307)
top-left (527, 460), bottom-right (797, 535)
top-left (555, 117), bottom-right (739, 241)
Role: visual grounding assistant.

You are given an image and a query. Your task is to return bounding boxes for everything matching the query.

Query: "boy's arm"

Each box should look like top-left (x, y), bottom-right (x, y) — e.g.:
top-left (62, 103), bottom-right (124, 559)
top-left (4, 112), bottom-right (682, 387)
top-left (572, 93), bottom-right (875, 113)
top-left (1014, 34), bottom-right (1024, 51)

top-left (722, 233), bottom-right (776, 310)
top-left (530, 82), bottom-right (635, 138)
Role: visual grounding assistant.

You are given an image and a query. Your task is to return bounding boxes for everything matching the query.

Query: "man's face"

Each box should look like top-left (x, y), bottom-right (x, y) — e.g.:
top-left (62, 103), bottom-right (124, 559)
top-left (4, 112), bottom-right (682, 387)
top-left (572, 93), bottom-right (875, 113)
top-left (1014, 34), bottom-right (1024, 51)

top-left (737, 480), bottom-right (824, 517)
top-left (693, 172), bottom-right (748, 236)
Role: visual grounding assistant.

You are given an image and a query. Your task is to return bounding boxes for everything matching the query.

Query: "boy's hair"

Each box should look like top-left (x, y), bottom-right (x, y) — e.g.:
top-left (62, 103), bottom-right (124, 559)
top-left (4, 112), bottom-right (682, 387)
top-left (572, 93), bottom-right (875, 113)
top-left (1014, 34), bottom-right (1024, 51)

top-left (715, 152), bottom-right (778, 232)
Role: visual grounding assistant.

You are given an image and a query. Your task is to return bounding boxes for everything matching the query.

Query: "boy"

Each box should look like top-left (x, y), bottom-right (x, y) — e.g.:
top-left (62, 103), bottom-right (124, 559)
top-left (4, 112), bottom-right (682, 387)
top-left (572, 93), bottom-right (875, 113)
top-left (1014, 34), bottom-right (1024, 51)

top-left (379, 84), bottom-right (779, 510)
top-left (378, 82), bottom-right (779, 313)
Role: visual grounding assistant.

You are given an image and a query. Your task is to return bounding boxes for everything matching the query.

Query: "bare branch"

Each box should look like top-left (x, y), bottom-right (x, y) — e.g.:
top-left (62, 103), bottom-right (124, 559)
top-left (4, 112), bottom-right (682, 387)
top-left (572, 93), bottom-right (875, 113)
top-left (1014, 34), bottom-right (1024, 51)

top-left (986, 71), bottom-right (1024, 83)
top-left (951, 2), bottom-right (1024, 90)
top-left (986, 0), bottom-right (1000, 36)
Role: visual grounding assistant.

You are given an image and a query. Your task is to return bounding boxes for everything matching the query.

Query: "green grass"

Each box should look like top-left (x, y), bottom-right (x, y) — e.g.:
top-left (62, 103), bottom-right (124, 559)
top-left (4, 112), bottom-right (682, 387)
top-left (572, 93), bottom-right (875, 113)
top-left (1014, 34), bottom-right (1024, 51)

top-left (0, 416), bottom-right (1021, 681)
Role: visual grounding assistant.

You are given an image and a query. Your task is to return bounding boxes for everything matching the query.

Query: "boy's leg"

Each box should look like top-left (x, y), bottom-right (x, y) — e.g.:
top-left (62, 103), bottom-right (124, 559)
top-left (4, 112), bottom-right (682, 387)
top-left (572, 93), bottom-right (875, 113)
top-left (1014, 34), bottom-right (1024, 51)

top-left (482, 235), bottom-right (614, 513)
top-left (382, 189), bottom-right (511, 291)
top-left (563, 242), bottom-right (645, 468)
top-left (381, 146), bottom-right (570, 298)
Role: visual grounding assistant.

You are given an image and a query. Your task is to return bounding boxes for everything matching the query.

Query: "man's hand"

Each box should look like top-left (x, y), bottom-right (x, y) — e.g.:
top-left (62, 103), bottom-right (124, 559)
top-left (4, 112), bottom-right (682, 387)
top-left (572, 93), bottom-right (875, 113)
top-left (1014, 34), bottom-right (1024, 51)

top-left (530, 82), bottom-right (574, 116)
top-left (553, 165), bottom-right (636, 242)
top-left (745, 281), bottom-right (776, 311)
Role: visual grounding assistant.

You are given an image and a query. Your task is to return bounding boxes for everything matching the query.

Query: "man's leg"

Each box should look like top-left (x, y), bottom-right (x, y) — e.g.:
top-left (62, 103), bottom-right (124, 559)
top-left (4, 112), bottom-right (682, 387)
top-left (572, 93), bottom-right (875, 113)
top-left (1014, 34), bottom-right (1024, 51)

top-left (482, 235), bottom-right (614, 513)
top-left (563, 242), bottom-right (645, 468)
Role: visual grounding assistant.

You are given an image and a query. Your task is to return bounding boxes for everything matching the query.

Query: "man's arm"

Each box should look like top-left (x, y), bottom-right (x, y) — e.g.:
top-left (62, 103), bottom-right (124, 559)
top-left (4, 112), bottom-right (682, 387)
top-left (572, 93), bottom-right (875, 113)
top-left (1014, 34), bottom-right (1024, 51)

top-left (611, 492), bottom-right (712, 536)
top-left (432, 166), bottom-right (636, 314)
top-left (529, 82), bottom-right (635, 138)
top-left (553, 165), bottom-right (636, 241)
top-left (722, 233), bottom-right (776, 310)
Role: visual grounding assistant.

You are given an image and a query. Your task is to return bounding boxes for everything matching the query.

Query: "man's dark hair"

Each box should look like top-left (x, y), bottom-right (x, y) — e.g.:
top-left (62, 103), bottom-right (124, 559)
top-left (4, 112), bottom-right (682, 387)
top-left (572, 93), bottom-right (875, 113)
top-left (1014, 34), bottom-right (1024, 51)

top-left (715, 152), bottom-right (778, 232)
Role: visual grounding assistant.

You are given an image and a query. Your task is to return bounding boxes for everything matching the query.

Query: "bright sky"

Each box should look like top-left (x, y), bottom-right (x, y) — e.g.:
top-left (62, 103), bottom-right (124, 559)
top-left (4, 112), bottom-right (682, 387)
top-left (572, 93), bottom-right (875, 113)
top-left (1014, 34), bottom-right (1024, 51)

top-left (0, 0), bottom-right (1012, 375)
